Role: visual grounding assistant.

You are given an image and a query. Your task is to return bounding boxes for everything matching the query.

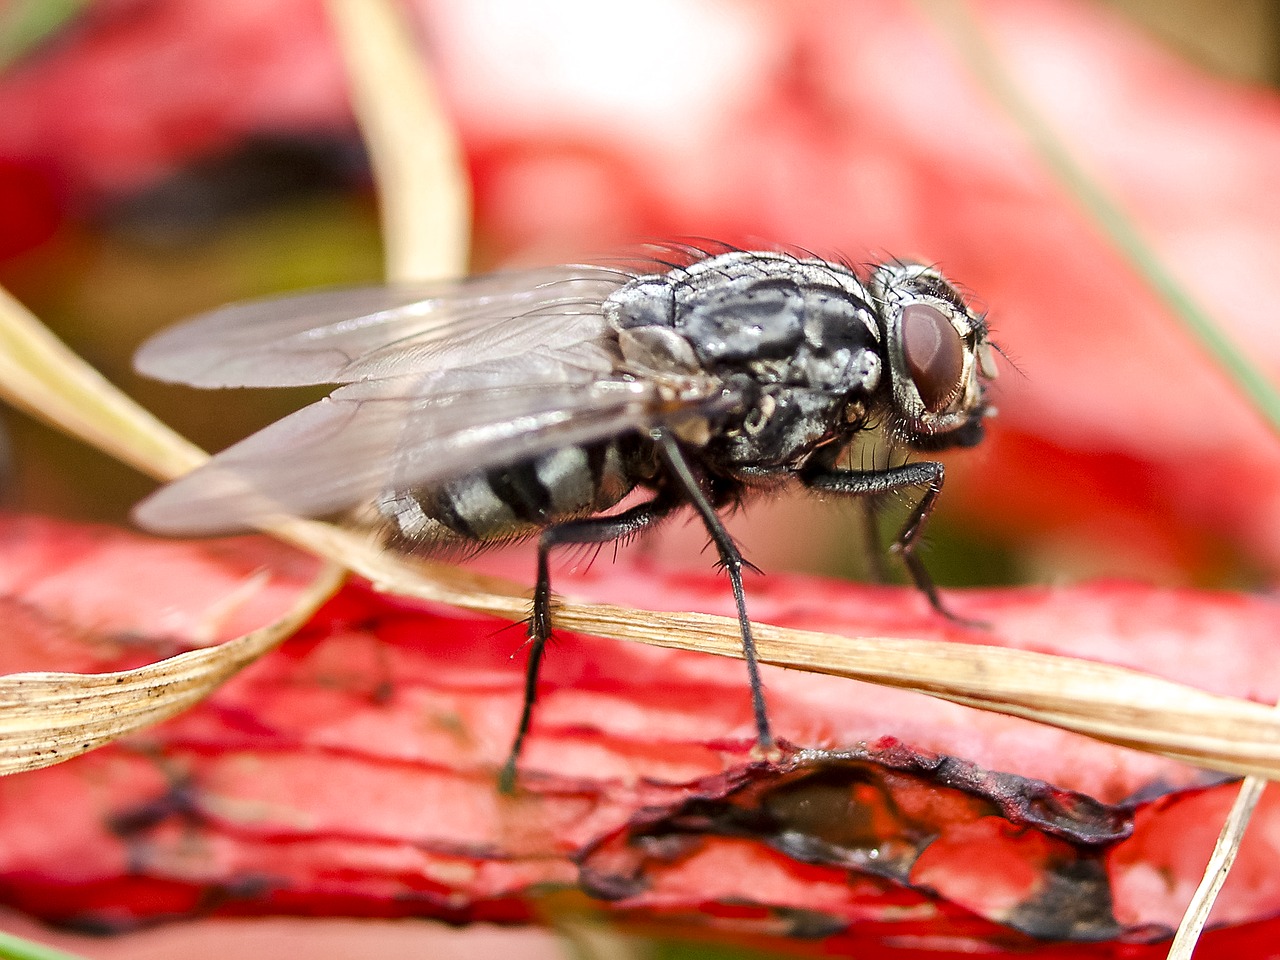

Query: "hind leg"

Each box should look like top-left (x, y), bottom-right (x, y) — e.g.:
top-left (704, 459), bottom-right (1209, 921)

top-left (499, 497), bottom-right (677, 792)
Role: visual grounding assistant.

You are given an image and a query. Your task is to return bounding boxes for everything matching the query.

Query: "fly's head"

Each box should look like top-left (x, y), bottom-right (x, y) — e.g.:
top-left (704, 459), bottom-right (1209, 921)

top-left (870, 262), bottom-right (998, 451)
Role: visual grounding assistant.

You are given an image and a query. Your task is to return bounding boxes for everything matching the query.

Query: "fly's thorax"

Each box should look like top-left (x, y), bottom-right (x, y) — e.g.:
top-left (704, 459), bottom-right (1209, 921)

top-left (605, 251), bottom-right (887, 467)
top-left (608, 251), bottom-right (881, 380)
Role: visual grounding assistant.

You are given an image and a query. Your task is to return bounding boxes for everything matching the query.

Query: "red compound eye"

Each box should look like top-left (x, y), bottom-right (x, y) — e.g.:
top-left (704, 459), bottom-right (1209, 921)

top-left (902, 303), bottom-right (964, 413)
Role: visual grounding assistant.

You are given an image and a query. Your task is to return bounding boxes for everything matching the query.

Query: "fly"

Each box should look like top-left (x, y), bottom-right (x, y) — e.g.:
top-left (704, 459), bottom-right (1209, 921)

top-left (133, 245), bottom-right (999, 790)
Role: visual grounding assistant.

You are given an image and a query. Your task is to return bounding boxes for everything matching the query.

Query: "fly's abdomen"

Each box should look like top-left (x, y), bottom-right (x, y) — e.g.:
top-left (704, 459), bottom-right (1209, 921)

top-left (379, 440), bottom-right (636, 546)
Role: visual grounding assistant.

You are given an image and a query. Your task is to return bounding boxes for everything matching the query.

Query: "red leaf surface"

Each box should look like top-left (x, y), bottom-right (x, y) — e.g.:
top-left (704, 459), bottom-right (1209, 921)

top-left (2, 515), bottom-right (1280, 955)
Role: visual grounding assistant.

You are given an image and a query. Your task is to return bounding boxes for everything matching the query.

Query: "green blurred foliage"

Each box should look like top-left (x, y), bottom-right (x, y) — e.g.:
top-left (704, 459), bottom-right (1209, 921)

top-left (3, 189), bottom-right (384, 524)
top-left (0, 0), bottom-right (91, 72)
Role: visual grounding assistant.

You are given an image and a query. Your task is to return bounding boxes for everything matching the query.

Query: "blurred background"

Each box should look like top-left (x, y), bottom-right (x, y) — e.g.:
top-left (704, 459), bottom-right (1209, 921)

top-left (2, 0), bottom-right (1280, 595)
top-left (4, 3), bottom-right (1280, 958)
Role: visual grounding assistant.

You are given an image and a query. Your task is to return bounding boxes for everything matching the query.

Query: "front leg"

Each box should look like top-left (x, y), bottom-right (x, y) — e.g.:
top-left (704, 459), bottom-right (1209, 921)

top-left (802, 460), bottom-right (980, 626)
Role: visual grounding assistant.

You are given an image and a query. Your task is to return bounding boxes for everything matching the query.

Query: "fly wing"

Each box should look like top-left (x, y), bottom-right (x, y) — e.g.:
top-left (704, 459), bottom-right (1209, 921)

top-left (134, 266), bottom-right (633, 388)
top-left (132, 371), bottom-right (723, 536)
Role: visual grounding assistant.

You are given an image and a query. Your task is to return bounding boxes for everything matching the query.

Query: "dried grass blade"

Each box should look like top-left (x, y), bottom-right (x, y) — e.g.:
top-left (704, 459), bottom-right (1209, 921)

top-left (0, 169), bottom-right (1277, 790)
top-left (0, 287), bottom-right (205, 483)
top-left (0, 563), bottom-right (344, 775)
top-left (0, 0), bottom-right (475, 774)
top-left (337, 556), bottom-right (1280, 782)
top-left (326, 0), bottom-right (471, 284)
top-left (1167, 775), bottom-right (1265, 958)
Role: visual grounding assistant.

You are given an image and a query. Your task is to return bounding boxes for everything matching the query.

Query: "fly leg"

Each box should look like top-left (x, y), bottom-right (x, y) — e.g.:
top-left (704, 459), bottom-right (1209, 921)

top-left (651, 429), bottom-right (774, 754)
top-left (857, 498), bottom-right (891, 584)
top-left (802, 460), bottom-right (982, 627)
top-left (499, 497), bottom-right (677, 793)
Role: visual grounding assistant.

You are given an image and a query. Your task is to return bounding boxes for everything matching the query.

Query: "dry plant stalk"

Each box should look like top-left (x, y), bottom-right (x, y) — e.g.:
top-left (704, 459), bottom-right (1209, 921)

top-left (9, 269), bottom-right (1277, 787)
top-left (0, 0), bottom-right (472, 777)
top-left (325, 0), bottom-right (471, 284)
top-left (1167, 773), bottom-right (1265, 958)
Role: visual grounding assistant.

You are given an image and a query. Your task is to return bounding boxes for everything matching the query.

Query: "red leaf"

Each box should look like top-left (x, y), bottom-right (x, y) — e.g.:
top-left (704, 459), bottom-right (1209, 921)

top-left (2, 516), bottom-right (1279, 955)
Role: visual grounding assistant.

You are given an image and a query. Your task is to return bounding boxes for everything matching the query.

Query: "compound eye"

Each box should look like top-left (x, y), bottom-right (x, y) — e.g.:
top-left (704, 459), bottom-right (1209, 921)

top-left (902, 303), bottom-right (964, 412)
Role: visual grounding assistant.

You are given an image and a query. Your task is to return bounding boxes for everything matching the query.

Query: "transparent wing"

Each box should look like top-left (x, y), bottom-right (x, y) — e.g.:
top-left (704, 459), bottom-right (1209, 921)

top-left (134, 266), bottom-right (634, 388)
top-left (133, 372), bottom-right (721, 536)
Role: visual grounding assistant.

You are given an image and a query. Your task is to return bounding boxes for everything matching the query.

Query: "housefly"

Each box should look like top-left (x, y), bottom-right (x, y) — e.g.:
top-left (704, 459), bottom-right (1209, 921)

top-left (133, 245), bottom-right (999, 789)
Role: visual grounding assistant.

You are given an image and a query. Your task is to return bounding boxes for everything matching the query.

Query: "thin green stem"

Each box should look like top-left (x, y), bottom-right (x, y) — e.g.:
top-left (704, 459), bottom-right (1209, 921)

top-left (0, 930), bottom-right (88, 960)
top-left (919, 0), bottom-right (1280, 439)
top-left (915, 5), bottom-right (1280, 955)
top-left (0, 1), bottom-right (91, 72)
